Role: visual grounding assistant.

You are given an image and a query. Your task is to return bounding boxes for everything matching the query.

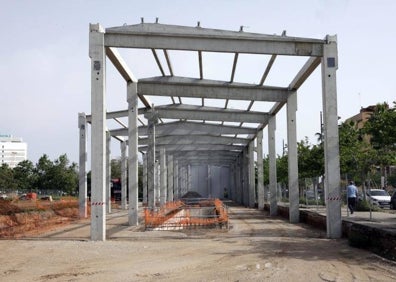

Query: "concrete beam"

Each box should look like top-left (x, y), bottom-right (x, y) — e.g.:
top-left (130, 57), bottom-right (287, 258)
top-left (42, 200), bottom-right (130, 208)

top-left (138, 76), bottom-right (289, 102)
top-left (138, 135), bottom-right (250, 146)
top-left (152, 104), bottom-right (270, 123)
top-left (138, 143), bottom-right (245, 152)
top-left (289, 57), bottom-right (321, 91)
top-left (105, 23), bottom-right (324, 56)
top-left (105, 47), bottom-right (152, 108)
top-left (134, 121), bottom-right (257, 136)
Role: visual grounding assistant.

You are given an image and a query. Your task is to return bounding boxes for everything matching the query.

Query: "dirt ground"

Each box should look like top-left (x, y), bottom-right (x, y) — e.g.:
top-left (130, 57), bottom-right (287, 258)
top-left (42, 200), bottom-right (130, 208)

top-left (1, 204), bottom-right (396, 282)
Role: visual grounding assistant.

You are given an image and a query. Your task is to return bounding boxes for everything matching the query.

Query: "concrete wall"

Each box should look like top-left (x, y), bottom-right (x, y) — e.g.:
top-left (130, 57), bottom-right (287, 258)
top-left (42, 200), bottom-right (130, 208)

top-left (191, 165), bottom-right (230, 199)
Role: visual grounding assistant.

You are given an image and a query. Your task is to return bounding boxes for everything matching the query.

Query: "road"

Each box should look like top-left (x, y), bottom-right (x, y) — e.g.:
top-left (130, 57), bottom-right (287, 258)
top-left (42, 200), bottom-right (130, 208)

top-left (1, 205), bottom-right (395, 281)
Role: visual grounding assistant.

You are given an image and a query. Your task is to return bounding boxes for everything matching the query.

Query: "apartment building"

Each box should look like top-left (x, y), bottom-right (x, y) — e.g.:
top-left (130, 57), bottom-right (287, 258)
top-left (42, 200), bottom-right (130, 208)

top-left (0, 134), bottom-right (27, 168)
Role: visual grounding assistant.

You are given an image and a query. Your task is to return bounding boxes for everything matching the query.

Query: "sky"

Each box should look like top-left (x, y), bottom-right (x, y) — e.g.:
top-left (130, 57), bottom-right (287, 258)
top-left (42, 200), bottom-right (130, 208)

top-left (1, 0), bottom-right (395, 166)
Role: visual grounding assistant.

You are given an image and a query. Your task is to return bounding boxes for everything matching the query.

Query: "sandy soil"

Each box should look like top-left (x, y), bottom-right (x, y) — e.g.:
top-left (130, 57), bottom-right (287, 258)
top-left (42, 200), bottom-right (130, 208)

top-left (1, 205), bottom-right (396, 282)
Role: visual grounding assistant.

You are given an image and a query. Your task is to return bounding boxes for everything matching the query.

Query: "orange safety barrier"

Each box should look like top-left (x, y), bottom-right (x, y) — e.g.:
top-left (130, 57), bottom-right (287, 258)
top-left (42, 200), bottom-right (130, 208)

top-left (144, 199), bottom-right (228, 230)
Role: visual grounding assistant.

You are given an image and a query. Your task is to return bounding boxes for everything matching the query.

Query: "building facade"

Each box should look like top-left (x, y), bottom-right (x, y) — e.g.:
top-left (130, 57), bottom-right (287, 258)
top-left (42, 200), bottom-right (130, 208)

top-left (0, 134), bottom-right (27, 168)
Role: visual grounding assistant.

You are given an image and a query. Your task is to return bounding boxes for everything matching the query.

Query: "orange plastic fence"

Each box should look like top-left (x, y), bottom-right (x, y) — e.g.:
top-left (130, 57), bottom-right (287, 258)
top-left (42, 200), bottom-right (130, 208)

top-left (144, 199), bottom-right (228, 229)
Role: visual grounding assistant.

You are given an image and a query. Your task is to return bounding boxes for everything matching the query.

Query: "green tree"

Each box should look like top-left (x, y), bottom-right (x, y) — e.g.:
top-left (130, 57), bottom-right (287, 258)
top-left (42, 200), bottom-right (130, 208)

top-left (363, 102), bottom-right (396, 186)
top-left (13, 160), bottom-right (36, 192)
top-left (34, 154), bottom-right (78, 195)
top-left (51, 154), bottom-right (78, 195)
top-left (297, 137), bottom-right (324, 179)
top-left (111, 158), bottom-right (122, 179)
top-left (0, 164), bottom-right (16, 192)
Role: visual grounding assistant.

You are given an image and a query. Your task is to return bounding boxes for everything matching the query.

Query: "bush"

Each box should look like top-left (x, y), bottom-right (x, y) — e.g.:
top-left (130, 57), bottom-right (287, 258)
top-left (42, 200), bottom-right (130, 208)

top-left (356, 199), bottom-right (380, 211)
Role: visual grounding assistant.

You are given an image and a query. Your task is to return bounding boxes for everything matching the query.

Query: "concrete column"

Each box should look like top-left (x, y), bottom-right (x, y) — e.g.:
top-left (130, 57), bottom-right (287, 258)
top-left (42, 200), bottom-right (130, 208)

top-left (207, 165), bottom-right (211, 198)
top-left (160, 148), bottom-right (167, 205)
top-left (287, 91), bottom-right (299, 223)
top-left (78, 113), bottom-right (87, 218)
top-left (181, 166), bottom-right (186, 196)
top-left (187, 165), bottom-right (192, 193)
top-left (248, 140), bottom-right (255, 208)
top-left (167, 154), bottom-right (174, 202)
top-left (174, 159), bottom-right (179, 199)
top-left (243, 147), bottom-right (249, 206)
top-left (229, 163), bottom-right (235, 201)
top-left (322, 35), bottom-right (342, 238)
top-left (268, 116), bottom-right (277, 216)
top-left (127, 82), bottom-right (138, 225)
top-left (142, 153), bottom-right (148, 206)
top-left (257, 130), bottom-right (264, 210)
top-left (89, 24), bottom-right (106, 241)
top-left (120, 141), bottom-right (127, 210)
top-left (236, 155), bottom-right (242, 204)
top-left (147, 116), bottom-right (157, 209)
top-left (156, 161), bottom-right (161, 205)
top-left (106, 132), bottom-right (111, 214)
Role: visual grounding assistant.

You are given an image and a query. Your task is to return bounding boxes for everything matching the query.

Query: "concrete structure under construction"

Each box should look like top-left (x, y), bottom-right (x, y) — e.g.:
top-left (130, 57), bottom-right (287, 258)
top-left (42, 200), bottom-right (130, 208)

top-left (80, 21), bottom-right (341, 241)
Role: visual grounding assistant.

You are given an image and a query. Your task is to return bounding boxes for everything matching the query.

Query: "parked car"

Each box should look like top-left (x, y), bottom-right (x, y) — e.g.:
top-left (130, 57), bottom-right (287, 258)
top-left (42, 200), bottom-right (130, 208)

top-left (390, 190), bottom-right (396, 210)
top-left (366, 189), bottom-right (391, 208)
top-left (0, 194), bottom-right (8, 200)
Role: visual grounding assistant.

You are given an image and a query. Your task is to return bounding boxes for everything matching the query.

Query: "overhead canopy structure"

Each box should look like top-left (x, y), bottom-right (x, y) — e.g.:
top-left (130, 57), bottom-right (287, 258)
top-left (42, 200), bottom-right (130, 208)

top-left (81, 21), bottom-right (341, 241)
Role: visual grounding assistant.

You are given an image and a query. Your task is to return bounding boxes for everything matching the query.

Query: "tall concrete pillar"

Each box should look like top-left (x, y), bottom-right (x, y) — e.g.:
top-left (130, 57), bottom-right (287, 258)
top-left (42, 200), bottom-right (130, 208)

top-left (89, 24), bottom-right (106, 241)
top-left (127, 82), bottom-right (139, 225)
top-left (243, 147), bottom-right (249, 206)
top-left (147, 115), bottom-right (157, 209)
top-left (248, 141), bottom-right (255, 208)
top-left (174, 159), bottom-right (179, 199)
top-left (268, 116), bottom-right (277, 216)
top-left (236, 155), bottom-right (242, 204)
top-left (229, 163), bottom-right (235, 201)
top-left (106, 132), bottom-right (111, 214)
top-left (167, 154), bottom-right (174, 202)
top-left (78, 113), bottom-right (87, 218)
top-left (187, 165), bottom-right (192, 193)
top-left (156, 161), bottom-right (160, 205)
top-left (142, 153), bottom-right (148, 206)
top-left (160, 148), bottom-right (167, 205)
top-left (257, 130), bottom-right (264, 210)
top-left (207, 165), bottom-right (211, 198)
top-left (322, 35), bottom-right (341, 238)
top-left (120, 141), bottom-right (127, 210)
top-left (181, 166), bottom-right (186, 196)
top-left (287, 92), bottom-right (299, 223)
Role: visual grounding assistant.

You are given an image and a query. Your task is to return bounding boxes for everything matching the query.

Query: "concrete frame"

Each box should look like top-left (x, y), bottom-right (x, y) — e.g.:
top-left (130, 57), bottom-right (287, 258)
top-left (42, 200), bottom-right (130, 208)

top-left (85, 22), bottom-right (341, 240)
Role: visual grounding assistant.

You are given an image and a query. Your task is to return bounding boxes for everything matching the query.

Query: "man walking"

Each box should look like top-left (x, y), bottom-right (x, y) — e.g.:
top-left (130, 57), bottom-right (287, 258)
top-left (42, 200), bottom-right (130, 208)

top-left (347, 181), bottom-right (358, 214)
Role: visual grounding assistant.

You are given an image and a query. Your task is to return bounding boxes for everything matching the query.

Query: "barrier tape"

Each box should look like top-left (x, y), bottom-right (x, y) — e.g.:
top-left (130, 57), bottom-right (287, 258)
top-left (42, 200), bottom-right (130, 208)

top-left (327, 197), bottom-right (342, 201)
top-left (91, 202), bottom-right (106, 206)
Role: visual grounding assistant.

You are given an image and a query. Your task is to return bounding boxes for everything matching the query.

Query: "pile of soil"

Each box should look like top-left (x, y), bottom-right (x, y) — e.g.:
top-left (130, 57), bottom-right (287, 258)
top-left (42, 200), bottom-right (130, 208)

top-left (0, 199), bottom-right (80, 238)
top-left (181, 191), bottom-right (202, 198)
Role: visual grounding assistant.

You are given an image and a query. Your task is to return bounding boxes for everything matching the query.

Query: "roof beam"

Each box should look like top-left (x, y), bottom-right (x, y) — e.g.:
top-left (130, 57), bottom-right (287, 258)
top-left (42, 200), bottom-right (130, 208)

top-left (138, 135), bottom-right (250, 146)
top-left (289, 56), bottom-right (321, 90)
top-left (230, 53), bottom-right (239, 82)
top-left (149, 104), bottom-right (271, 123)
top-left (151, 49), bottom-right (165, 76)
top-left (138, 76), bottom-right (289, 102)
top-left (105, 47), bottom-right (152, 108)
top-left (105, 24), bottom-right (324, 56)
top-left (138, 143), bottom-right (245, 152)
top-left (110, 121), bottom-right (257, 136)
top-left (163, 49), bottom-right (173, 76)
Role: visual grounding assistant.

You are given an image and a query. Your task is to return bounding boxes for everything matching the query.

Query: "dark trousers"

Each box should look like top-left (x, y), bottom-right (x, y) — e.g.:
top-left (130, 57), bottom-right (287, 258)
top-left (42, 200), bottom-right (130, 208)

top-left (348, 197), bottom-right (356, 213)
